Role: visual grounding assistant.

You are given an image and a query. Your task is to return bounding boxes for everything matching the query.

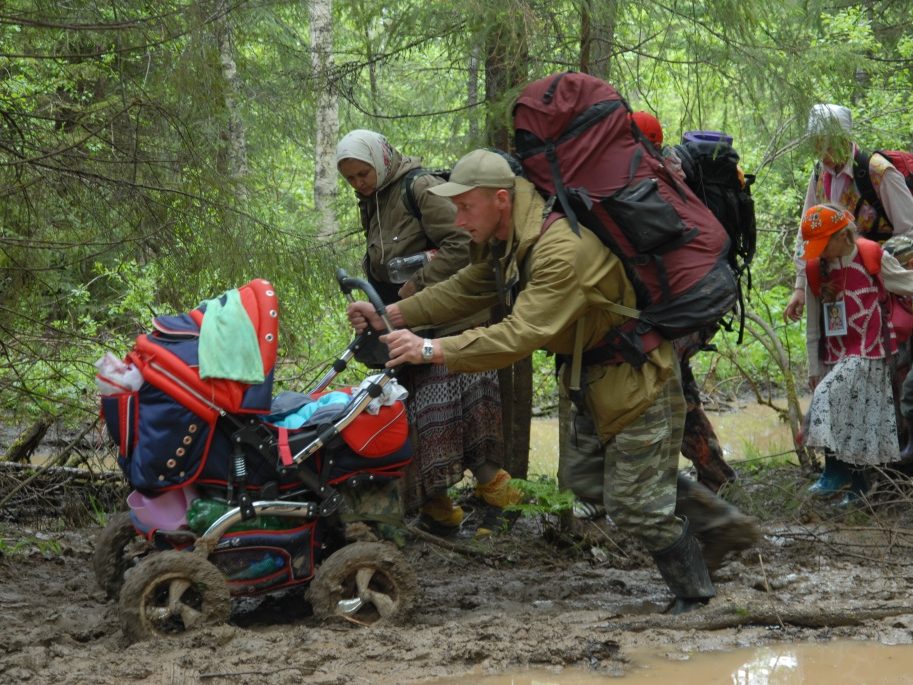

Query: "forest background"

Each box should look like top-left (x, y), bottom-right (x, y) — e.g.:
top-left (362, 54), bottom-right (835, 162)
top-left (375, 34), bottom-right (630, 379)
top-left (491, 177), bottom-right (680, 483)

top-left (2, 0), bottom-right (912, 475)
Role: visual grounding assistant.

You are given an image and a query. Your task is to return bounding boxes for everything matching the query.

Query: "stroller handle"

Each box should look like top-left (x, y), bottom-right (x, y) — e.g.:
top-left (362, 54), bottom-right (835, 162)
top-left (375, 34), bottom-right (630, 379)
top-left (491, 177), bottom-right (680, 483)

top-left (335, 269), bottom-right (394, 334)
top-left (310, 269), bottom-right (397, 395)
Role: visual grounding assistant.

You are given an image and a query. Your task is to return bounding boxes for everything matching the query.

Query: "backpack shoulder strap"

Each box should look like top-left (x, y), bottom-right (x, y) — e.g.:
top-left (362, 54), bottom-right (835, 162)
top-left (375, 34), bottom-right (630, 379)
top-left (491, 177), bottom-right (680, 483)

top-left (400, 168), bottom-right (433, 221)
top-left (856, 237), bottom-right (893, 348)
top-left (807, 240), bottom-right (883, 296)
top-left (542, 209), bottom-right (642, 321)
top-left (805, 258), bottom-right (822, 297)
top-left (853, 149), bottom-right (891, 228)
top-left (856, 237), bottom-right (883, 276)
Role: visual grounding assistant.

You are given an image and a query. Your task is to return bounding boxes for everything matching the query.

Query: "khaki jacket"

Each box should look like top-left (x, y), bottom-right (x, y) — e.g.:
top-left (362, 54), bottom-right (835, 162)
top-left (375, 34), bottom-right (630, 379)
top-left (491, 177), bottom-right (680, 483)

top-left (398, 178), bottom-right (675, 438)
top-left (359, 154), bottom-right (472, 293)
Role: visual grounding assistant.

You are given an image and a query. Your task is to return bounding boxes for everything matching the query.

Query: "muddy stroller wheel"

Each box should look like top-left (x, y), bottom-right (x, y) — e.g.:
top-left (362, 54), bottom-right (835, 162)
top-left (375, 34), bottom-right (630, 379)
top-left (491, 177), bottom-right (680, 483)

top-left (307, 541), bottom-right (416, 626)
top-left (118, 550), bottom-right (230, 641)
top-left (93, 511), bottom-right (147, 600)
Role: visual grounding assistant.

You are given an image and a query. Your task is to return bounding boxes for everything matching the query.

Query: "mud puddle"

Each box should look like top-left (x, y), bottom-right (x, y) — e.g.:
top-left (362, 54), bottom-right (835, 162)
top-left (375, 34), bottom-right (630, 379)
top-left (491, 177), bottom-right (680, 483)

top-left (4, 458), bottom-right (913, 685)
top-left (423, 641), bottom-right (913, 684)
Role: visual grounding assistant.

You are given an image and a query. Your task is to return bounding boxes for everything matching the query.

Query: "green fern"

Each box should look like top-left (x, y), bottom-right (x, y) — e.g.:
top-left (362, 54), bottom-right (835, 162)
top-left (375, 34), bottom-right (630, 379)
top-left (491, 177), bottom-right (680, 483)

top-left (507, 475), bottom-right (575, 516)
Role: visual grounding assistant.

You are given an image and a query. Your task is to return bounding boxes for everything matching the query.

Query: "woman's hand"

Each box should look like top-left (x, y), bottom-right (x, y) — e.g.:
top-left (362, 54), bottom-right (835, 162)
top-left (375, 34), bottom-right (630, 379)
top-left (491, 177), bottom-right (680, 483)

top-left (784, 288), bottom-right (805, 322)
top-left (397, 280), bottom-right (417, 299)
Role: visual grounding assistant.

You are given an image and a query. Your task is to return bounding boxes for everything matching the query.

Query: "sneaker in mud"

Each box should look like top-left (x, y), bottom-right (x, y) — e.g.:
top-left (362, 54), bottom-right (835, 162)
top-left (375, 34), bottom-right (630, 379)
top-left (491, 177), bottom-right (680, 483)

top-left (572, 499), bottom-right (606, 520)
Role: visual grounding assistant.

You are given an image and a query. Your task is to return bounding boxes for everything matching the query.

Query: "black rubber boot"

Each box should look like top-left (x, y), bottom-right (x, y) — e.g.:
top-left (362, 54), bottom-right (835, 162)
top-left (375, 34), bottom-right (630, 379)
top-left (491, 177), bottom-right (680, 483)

top-left (899, 418), bottom-right (913, 464)
top-left (837, 467), bottom-right (871, 508)
top-left (675, 474), bottom-right (761, 571)
top-left (651, 518), bottom-right (716, 615)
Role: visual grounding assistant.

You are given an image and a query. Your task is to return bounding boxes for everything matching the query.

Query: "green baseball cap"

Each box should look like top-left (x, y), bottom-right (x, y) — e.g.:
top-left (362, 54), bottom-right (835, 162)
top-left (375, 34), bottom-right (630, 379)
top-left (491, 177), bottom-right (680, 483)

top-left (429, 149), bottom-right (516, 197)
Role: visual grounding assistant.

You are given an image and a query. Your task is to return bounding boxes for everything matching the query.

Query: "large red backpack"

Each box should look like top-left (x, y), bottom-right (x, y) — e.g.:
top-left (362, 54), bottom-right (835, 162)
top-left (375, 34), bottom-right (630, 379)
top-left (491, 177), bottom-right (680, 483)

top-left (805, 238), bottom-right (913, 345)
top-left (513, 72), bottom-right (737, 350)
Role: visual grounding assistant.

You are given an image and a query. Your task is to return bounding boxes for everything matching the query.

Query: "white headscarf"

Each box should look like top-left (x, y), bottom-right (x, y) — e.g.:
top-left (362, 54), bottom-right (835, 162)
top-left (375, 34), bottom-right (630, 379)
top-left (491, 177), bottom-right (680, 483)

top-left (335, 129), bottom-right (398, 189)
top-left (807, 104), bottom-right (852, 136)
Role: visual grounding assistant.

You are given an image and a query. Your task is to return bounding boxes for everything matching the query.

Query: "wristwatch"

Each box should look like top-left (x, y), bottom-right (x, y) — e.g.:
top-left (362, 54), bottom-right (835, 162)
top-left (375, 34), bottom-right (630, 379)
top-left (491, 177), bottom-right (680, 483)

top-left (421, 338), bottom-right (434, 362)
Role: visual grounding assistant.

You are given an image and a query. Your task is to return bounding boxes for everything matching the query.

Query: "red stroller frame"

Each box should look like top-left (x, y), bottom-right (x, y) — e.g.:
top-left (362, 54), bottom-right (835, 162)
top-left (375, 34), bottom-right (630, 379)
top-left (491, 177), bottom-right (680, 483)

top-left (95, 271), bottom-right (417, 640)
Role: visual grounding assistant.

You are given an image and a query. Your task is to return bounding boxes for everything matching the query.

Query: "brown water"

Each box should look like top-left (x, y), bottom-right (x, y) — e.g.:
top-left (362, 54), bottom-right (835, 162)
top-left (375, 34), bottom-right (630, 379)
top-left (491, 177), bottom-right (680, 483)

top-left (423, 641), bottom-right (913, 684)
top-left (528, 400), bottom-right (800, 478)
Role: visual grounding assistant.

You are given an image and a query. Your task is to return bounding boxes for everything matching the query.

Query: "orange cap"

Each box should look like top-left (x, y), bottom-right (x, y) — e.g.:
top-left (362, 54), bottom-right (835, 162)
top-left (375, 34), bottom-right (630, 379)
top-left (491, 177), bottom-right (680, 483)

top-left (801, 204), bottom-right (854, 261)
top-left (631, 111), bottom-right (663, 147)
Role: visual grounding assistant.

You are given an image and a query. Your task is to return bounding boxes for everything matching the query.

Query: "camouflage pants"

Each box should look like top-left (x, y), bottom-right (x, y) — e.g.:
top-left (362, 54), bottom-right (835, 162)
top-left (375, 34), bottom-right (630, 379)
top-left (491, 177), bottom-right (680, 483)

top-left (559, 364), bottom-right (686, 551)
top-left (560, 356), bottom-right (734, 494)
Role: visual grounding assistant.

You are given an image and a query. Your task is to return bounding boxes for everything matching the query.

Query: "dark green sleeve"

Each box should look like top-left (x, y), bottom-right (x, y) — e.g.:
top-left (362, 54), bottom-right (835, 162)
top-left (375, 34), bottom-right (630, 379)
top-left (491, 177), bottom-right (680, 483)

top-left (409, 174), bottom-right (472, 288)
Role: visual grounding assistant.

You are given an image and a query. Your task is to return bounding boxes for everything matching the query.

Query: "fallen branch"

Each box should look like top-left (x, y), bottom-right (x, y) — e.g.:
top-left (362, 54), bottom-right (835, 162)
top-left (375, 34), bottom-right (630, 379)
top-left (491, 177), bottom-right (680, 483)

top-left (0, 419), bottom-right (101, 512)
top-left (4, 418), bottom-right (51, 463)
top-left (0, 455), bottom-right (126, 524)
top-left (601, 602), bottom-right (913, 633)
top-left (406, 524), bottom-right (505, 559)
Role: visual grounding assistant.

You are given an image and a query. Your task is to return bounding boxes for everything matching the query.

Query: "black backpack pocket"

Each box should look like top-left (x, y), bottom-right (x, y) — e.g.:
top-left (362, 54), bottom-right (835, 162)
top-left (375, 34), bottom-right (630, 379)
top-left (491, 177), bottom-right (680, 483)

top-left (602, 178), bottom-right (696, 254)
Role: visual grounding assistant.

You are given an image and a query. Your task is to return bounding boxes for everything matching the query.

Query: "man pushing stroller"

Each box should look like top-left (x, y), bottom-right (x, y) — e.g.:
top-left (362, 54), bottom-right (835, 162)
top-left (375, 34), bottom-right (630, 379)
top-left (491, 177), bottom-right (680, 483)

top-left (348, 149), bottom-right (760, 613)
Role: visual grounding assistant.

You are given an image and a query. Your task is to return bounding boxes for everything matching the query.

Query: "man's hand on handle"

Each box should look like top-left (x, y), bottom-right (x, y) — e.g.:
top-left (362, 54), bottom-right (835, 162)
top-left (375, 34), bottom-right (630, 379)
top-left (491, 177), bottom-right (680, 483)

top-left (346, 301), bottom-right (381, 333)
top-left (380, 329), bottom-right (440, 367)
top-left (346, 300), bottom-right (436, 367)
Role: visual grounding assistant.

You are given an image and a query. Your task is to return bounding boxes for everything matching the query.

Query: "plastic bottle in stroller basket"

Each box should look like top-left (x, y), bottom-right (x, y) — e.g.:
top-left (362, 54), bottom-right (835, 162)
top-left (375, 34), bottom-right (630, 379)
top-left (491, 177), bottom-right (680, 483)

top-left (186, 498), bottom-right (289, 535)
top-left (216, 550), bottom-right (286, 581)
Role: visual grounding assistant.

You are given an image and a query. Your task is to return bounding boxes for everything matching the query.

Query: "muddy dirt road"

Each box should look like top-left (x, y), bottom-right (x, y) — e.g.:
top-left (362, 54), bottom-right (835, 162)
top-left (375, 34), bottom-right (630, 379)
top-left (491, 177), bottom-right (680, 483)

top-left (2, 472), bottom-right (913, 684)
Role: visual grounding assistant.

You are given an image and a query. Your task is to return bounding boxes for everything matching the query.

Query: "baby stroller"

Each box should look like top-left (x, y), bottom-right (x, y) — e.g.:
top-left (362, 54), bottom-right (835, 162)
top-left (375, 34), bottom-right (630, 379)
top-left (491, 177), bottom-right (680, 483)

top-left (93, 271), bottom-right (416, 641)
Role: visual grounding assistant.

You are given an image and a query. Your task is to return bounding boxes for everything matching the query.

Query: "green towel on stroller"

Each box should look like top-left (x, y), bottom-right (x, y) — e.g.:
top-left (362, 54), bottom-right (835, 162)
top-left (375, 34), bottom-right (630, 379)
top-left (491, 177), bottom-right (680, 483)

top-left (198, 288), bottom-right (265, 383)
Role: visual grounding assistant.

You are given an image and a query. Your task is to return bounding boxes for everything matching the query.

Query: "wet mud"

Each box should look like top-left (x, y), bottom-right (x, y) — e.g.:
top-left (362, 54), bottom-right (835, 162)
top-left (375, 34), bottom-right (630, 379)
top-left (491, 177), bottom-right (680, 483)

top-left (2, 505), bottom-right (913, 684)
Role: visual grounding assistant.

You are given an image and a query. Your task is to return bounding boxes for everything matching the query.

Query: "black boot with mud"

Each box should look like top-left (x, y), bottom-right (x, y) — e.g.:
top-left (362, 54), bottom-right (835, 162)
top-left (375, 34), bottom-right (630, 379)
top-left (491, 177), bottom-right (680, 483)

top-left (675, 474), bottom-right (761, 571)
top-left (472, 502), bottom-right (521, 539)
top-left (896, 416), bottom-right (913, 468)
top-left (651, 518), bottom-right (716, 614)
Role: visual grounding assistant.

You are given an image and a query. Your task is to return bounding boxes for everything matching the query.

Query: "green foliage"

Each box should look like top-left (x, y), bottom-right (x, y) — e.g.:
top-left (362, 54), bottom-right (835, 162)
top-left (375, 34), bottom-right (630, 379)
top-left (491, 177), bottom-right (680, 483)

top-left (87, 495), bottom-right (108, 528)
top-left (531, 350), bottom-right (558, 414)
top-left (0, 527), bottom-right (63, 558)
top-left (692, 284), bottom-right (809, 399)
top-left (507, 475), bottom-right (575, 517)
top-left (1, 0), bottom-right (912, 438)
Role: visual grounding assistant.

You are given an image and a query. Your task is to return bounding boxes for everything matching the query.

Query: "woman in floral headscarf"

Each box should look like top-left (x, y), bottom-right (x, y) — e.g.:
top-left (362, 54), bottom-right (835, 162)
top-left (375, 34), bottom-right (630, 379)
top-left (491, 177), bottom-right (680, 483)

top-left (335, 130), bottom-right (519, 536)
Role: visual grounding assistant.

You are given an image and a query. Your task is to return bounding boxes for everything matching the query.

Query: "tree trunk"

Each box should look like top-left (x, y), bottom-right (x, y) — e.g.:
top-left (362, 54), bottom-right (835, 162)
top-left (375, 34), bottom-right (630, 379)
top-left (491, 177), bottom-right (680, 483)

top-left (497, 359), bottom-right (533, 479)
top-left (309, 0), bottom-right (339, 239)
top-left (580, 0), bottom-right (619, 81)
top-left (484, 15), bottom-right (529, 150)
top-left (214, 0), bottom-right (249, 186)
top-left (467, 45), bottom-right (481, 142)
top-left (485, 9), bottom-right (532, 478)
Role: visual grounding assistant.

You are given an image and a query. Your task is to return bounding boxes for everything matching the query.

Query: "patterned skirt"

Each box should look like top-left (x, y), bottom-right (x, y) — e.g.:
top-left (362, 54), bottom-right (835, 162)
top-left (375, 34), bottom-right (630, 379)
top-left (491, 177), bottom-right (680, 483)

top-left (806, 355), bottom-right (899, 465)
top-left (398, 364), bottom-right (503, 511)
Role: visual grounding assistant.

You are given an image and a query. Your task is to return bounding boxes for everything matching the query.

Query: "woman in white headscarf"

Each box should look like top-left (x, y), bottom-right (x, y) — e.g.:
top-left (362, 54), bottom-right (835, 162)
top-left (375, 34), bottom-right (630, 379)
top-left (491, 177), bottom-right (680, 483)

top-left (784, 104), bottom-right (913, 323)
top-left (336, 130), bottom-right (518, 536)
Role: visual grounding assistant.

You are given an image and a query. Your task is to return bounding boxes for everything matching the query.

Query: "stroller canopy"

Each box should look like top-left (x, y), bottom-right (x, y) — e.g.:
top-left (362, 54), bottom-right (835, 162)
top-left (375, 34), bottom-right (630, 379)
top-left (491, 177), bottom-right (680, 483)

top-left (131, 279), bottom-right (279, 420)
